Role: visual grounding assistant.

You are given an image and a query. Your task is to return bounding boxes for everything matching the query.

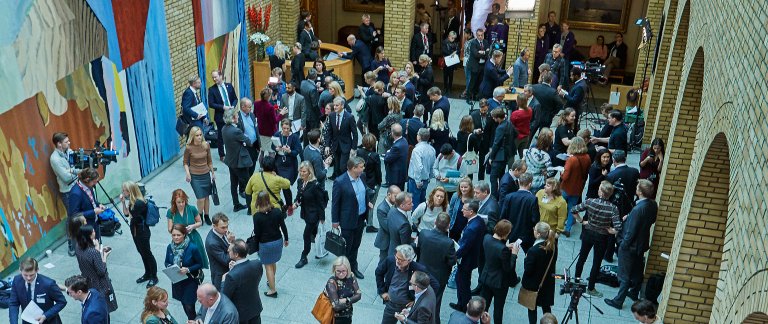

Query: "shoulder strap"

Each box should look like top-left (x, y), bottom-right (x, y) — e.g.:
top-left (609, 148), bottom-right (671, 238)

top-left (260, 172), bottom-right (285, 207)
top-left (456, 156), bottom-right (462, 170)
top-left (538, 248), bottom-right (556, 290)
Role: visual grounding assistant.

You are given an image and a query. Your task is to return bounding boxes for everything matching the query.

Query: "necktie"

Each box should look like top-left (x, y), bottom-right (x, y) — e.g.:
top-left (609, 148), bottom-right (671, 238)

top-left (221, 234), bottom-right (229, 247)
top-left (422, 34), bottom-right (428, 52)
top-left (195, 91), bottom-right (201, 104)
top-left (336, 114), bottom-right (342, 129)
top-left (219, 85), bottom-right (228, 106)
top-left (27, 282), bottom-right (32, 302)
top-left (481, 115), bottom-right (486, 128)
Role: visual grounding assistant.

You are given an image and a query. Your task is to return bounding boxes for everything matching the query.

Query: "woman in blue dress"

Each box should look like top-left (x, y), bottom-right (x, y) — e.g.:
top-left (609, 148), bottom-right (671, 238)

top-left (272, 118), bottom-right (301, 215)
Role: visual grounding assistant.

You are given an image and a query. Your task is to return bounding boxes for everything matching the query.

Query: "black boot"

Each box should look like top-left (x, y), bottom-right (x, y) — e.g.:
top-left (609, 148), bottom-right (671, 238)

top-left (204, 214), bottom-right (212, 225)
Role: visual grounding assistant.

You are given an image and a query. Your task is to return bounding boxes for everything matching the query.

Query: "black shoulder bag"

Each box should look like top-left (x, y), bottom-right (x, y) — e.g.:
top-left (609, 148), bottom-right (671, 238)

top-left (260, 172), bottom-right (288, 213)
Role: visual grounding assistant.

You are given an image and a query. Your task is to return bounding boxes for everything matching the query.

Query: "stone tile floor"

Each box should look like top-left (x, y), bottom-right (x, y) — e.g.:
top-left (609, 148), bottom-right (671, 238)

top-left (1, 98), bottom-right (643, 323)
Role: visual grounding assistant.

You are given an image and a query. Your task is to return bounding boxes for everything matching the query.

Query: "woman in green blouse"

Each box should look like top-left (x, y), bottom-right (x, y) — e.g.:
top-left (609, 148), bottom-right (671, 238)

top-left (165, 188), bottom-right (209, 269)
top-left (141, 286), bottom-right (179, 324)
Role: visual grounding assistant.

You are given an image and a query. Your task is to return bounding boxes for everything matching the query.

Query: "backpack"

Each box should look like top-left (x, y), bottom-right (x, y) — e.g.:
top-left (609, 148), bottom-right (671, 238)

top-left (593, 264), bottom-right (620, 288)
top-left (610, 179), bottom-right (635, 217)
top-left (0, 290), bottom-right (10, 309)
top-left (145, 199), bottom-right (160, 226)
top-left (644, 273), bottom-right (665, 304)
top-left (98, 209), bottom-right (122, 236)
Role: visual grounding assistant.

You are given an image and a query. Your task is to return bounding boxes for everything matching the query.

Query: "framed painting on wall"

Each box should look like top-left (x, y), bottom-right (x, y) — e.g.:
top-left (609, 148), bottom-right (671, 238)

top-left (343, 0), bottom-right (384, 13)
top-left (560, 0), bottom-right (631, 32)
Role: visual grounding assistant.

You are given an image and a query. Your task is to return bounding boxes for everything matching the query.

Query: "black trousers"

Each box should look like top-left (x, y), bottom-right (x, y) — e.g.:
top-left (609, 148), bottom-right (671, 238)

top-left (604, 234), bottom-right (617, 261)
top-left (241, 315), bottom-right (261, 324)
top-left (490, 161), bottom-right (506, 200)
top-left (456, 265), bottom-right (474, 310)
top-left (131, 225), bottom-right (157, 278)
top-left (468, 69), bottom-right (481, 100)
top-left (216, 121), bottom-right (226, 158)
top-left (480, 283), bottom-right (510, 324)
top-left (443, 66), bottom-right (456, 94)
top-left (575, 229), bottom-right (610, 290)
top-left (332, 149), bottom-right (350, 178)
top-left (527, 305), bottom-right (552, 324)
top-left (381, 301), bottom-right (408, 324)
top-left (434, 283), bottom-right (446, 324)
top-left (246, 145), bottom-right (259, 175)
top-left (229, 166), bottom-right (250, 210)
top-left (341, 222), bottom-right (365, 272)
top-left (302, 220), bottom-right (320, 258)
top-left (611, 249), bottom-right (644, 305)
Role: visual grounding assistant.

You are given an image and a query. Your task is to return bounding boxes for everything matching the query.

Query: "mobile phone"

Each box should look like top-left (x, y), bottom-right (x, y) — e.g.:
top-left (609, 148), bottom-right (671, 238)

top-left (268, 77), bottom-right (278, 84)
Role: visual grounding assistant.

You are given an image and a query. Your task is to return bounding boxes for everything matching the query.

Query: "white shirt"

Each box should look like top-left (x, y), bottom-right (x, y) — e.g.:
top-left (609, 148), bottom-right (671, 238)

top-left (203, 295), bottom-right (222, 324)
top-left (25, 275), bottom-right (37, 302)
top-left (287, 93), bottom-right (296, 118)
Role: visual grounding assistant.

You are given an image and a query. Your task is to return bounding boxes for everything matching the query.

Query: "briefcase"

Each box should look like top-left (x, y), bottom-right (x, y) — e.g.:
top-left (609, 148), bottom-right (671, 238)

top-left (325, 229), bottom-right (346, 257)
top-left (211, 179), bottom-right (220, 206)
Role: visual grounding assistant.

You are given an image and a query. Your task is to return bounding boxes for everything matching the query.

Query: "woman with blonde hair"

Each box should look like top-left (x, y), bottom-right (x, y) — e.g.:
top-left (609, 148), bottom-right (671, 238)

top-left (184, 126), bottom-right (214, 225)
top-left (294, 161), bottom-right (328, 268)
top-left (269, 41), bottom-right (288, 71)
top-left (561, 136), bottom-right (592, 236)
top-left (411, 186), bottom-right (448, 231)
top-left (429, 108), bottom-right (450, 154)
top-left (525, 127), bottom-right (553, 192)
top-left (404, 61), bottom-right (418, 81)
top-left (377, 96), bottom-right (403, 151)
top-left (121, 181), bottom-right (158, 287)
top-left (141, 286), bottom-right (179, 324)
top-left (535, 177), bottom-right (568, 234)
top-left (325, 256), bottom-right (362, 324)
top-left (522, 222), bottom-right (558, 324)
top-left (447, 177), bottom-right (475, 241)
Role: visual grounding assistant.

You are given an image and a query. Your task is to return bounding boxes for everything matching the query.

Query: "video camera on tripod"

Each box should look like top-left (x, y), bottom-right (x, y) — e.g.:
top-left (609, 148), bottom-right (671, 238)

top-left (68, 141), bottom-right (118, 169)
top-left (554, 273), bottom-right (588, 296)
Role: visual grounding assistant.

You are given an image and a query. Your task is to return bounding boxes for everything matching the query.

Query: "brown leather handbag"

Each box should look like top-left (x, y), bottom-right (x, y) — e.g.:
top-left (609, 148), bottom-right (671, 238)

top-left (311, 288), bottom-right (335, 324)
top-left (518, 248), bottom-right (556, 310)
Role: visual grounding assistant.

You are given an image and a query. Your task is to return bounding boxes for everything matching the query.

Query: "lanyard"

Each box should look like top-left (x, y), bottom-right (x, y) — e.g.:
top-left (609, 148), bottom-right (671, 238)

top-left (77, 181), bottom-right (97, 209)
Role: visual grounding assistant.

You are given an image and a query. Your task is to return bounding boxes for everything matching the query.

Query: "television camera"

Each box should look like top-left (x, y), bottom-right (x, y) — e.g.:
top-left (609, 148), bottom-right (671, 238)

top-left (554, 268), bottom-right (604, 324)
top-left (68, 141), bottom-right (118, 169)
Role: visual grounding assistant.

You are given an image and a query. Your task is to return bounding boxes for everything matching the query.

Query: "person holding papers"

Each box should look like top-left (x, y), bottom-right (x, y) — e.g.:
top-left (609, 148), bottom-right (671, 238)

top-left (441, 31), bottom-right (460, 96)
top-left (7, 258), bottom-right (67, 324)
top-left (181, 76), bottom-right (206, 129)
top-left (164, 224), bottom-right (205, 321)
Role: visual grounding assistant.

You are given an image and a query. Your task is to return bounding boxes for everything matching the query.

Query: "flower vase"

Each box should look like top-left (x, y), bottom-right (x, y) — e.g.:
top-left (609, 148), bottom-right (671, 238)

top-left (256, 44), bottom-right (266, 61)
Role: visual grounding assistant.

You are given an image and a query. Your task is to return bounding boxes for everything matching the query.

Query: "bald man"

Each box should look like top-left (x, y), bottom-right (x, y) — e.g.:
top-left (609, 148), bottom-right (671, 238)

top-left (195, 283), bottom-right (239, 324)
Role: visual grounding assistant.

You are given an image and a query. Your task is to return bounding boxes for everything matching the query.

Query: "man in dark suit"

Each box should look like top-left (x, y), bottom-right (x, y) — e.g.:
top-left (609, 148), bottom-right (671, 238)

top-left (325, 97), bottom-right (358, 179)
top-left (498, 159), bottom-right (528, 200)
top-left (208, 70), bottom-right (238, 160)
top-left (471, 182), bottom-right (499, 294)
top-left (523, 85), bottom-right (540, 132)
top-left (376, 245), bottom-right (440, 324)
top-left (479, 220), bottom-right (519, 323)
top-left (427, 87), bottom-right (450, 123)
top-left (605, 180), bottom-right (658, 310)
top-left (68, 168), bottom-right (105, 240)
top-left (300, 69), bottom-right (321, 133)
top-left (290, 43), bottom-right (306, 86)
top-left (443, 8), bottom-right (460, 39)
top-left (9, 258), bottom-right (67, 324)
top-left (416, 60), bottom-right (435, 111)
top-left (298, 21), bottom-right (318, 59)
top-left (606, 150), bottom-right (640, 217)
top-left (340, 34), bottom-right (372, 79)
top-left (559, 66), bottom-right (587, 129)
top-left (478, 51), bottom-right (513, 99)
top-left (222, 240), bottom-right (263, 324)
top-left (400, 105), bottom-right (425, 146)
top-left (466, 29), bottom-right (489, 102)
top-left (449, 199), bottom-right (486, 312)
top-left (395, 85), bottom-right (416, 119)
top-left (181, 75), bottom-right (206, 129)
top-left (302, 129), bottom-right (331, 186)
top-left (399, 72), bottom-right (417, 104)
top-left (530, 72), bottom-right (562, 137)
top-left (417, 213), bottom-right (456, 323)
top-left (486, 108), bottom-right (517, 198)
top-left (65, 275), bottom-right (108, 324)
top-left (331, 157), bottom-right (370, 278)
top-left (236, 98), bottom-right (260, 174)
top-left (222, 110), bottom-right (254, 213)
top-left (375, 185), bottom-right (401, 261)
top-left (447, 296), bottom-right (490, 324)
top-left (500, 173), bottom-right (540, 252)
top-left (205, 213), bottom-right (234, 290)
top-left (196, 283), bottom-right (239, 323)
top-left (386, 192), bottom-right (414, 256)
top-left (393, 271), bottom-right (437, 324)
top-left (471, 100), bottom-right (497, 179)
top-left (410, 23), bottom-right (432, 66)
top-left (384, 123), bottom-right (409, 191)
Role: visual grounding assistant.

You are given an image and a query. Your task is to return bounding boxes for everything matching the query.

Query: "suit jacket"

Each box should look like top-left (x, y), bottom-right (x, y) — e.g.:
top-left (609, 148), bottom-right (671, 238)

top-left (619, 199), bottom-right (658, 256)
top-left (205, 230), bottom-right (231, 290)
top-left (8, 274), bottom-right (66, 324)
top-left (466, 38), bottom-right (489, 73)
top-left (405, 286), bottom-right (437, 324)
top-left (365, 92), bottom-right (388, 132)
top-left (498, 172), bottom-right (520, 201)
top-left (400, 117), bottom-right (424, 146)
top-left (489, 120), bottom-right (516, 162)
top-left (403, 82), bottom-right (417, 103)
top-left (478, 197), bottom-right (500, 234)
top-left (416, 66), bottom-right (434, 96)
top-left (359, 23), bottom-right (377, 47)
top-left (222, 124), bottom-right (253, 169)
top-left (374, 201), bottom-right (392, 251)
top-left (444, 16), bottom-right (460, 40)
top-left (342, 40), bottom-right (372, 72)
top-left (331, 173), bottom-right (368, 229)
top-left (208, 83), bottom-right (238, 124)
top-left (82, 289), bottom-right (109, 324)
top-left (447, 311), bottom-right (477, 324)
top-left (302, 145), bottom-right (327, 184)
top-left (280, 92), bottom-right (306, 126)
top-left (384, 137), bottom-right (409, 185)
top-left (470, 110), bottom-right (497, 154)
top-left (181, 87), bottom-right (204, 128)
top-left (68, 183), bottom-right (99, 230)
top-left (416, 229), bottom-right (456, 286)
top-left (410, 32), bottom-right (432, 63)
top-left (222, 259), bottom-right (264, 322)
top-left (325, 111), bottom-right (358, 154)
top-left (401, 97), bottom-right (416, 119)
top-left (290, 54), bottom-right (306, 85)
top-left (531, 83), bottom-right (562, 127)
top-left (479, 61), bottom-right (510, 99)
top-left (298, 29), bottom-right (317, 56)
top-left (500, 190), bottom-right (541, 249)
top-left (564, 79), bottom-right (586, 111)
top-left (606, 165), bottom-right (640, 204)
top-left (561, 31), bottom-right (577, 58)
top-left (430, 96), bottom-right (450, 123)
top-left (375, 257), bottom-right (440, 295)
top-left (456, 216), bottom-right (485, 270)
top-left (386, 207), bottom-right (412, 256)
top-left (196, 293), bottom-right (239, 324)
top-left (479, 235), bottom-right (518, 289)
top-left (299, 79), bottom-right (320, 128)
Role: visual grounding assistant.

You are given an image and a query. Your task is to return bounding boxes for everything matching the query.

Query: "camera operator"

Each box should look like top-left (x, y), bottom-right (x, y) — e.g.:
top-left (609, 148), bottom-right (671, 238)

top-left (68, 167), bottom-right (107, 241)
top-left (558, 67), bottom-right (587, 131)
top-left (50, 132), bottom-right (81, 255)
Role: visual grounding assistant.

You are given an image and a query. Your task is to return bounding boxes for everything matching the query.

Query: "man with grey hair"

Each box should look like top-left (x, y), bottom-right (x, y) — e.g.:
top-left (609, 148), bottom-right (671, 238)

top-left (544, 43), bottom-right (569, 89)
top-left (340, 34), bottom-right (372, 79)
top-left (488, 86), bottom-right (506, 110)
top-left (222, 108), bottom-right (254, 214)
top-left (408, 128), bottom-right (435, 207)
top-left (237, 97), bottom-right (259, 174)
top-left (387, 192), bottom-right (414, 256)
top-left (376, 244), bottom-right (440, 324)
top-left (195, 283), bottom-right (239, 323)
top-left (384, 123), bottom-right (409, 191)
top-left (326, 96), bottom-right (358, 179)
top-left (375, 185), bottom-right (402, 261)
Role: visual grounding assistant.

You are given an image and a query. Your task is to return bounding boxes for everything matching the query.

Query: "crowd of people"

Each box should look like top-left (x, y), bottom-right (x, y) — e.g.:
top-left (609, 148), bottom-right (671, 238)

top-left (5, 4), bottom-right (671, 324)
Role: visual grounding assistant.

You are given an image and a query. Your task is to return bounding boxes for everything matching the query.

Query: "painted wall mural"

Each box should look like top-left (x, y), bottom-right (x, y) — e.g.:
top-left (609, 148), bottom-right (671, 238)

top-left (0, 0), bottom-right (178, 272)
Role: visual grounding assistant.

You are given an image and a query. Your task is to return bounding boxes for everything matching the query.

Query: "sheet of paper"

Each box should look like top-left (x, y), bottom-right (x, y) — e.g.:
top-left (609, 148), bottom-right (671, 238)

top-left (162, 265), bottom-right (188, 284)
top-left (445, 53), bottom-right (460, 67)
top-left (21, 301), bottom-right (44, 323)
top-left (43, 263), bottom-right (55, 269)
top-left (291, 119), bottom-right (302, 133)
top-left (325, 52), bottom-right (340, 61)
top-left (191, 102), bottom-right (207, 116)
top-left (609, 91), bottom-right (620, 105)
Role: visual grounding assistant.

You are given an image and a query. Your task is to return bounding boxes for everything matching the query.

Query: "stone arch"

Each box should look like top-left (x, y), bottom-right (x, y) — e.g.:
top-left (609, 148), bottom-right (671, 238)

top-left (645, 45), bottom-right (705, 277)
top-left (663, 133), bottom-right (729, 322)
top-left (742, 312), bottom-right (768, 323)
top-left (646, 0), bottom-right (690, 144)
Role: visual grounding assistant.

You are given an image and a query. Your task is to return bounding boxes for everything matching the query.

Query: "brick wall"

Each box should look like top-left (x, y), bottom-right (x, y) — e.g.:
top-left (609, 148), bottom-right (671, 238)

top-left (383, 0), bottom-right (416, 69)
top-left (164, 0), bottom-right (197, 117)
top-left (503, 1), bottom-right (542, 86)
top-left (640, 0), bottom-right (677, 144)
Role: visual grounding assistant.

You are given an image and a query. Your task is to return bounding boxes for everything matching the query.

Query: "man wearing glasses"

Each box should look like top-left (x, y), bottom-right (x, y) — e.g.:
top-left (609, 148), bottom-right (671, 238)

top-left (376, 245), bottom-right (439, 324)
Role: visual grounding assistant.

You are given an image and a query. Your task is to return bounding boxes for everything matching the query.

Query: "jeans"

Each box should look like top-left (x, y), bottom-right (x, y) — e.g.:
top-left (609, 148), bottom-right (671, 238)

top-left (562, 189), bottom-right (580, 232)
top-left (408, 178), bottom-right (428, 208)
top-left (574, 229), bottom-right (609, 290)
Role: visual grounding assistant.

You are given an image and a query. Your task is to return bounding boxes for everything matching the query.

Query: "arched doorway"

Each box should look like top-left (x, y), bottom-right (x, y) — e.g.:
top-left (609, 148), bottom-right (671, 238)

top-left (663, 133), bottom-right (730, 322)
top-left (743, 312), bottom-right (768, 323)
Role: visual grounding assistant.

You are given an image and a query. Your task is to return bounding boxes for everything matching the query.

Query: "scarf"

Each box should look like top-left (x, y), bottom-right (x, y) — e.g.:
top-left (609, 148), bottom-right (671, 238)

top-left (171, 236), bottom-right (190, 267)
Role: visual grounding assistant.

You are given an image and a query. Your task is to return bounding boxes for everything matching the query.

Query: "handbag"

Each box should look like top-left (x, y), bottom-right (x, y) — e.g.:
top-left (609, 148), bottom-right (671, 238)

top-left (324, 228), bottom-right (347, 257)
top-left (175, 116), bottom-right (189, 136)
top-left (260, 172), bottom-right (288, 213)
top-left (518, 247), bottom-right (556, 310)
top-left (246, 230), bottom-right (260, 255)
top-left (311, 289), bottom-right (335, 324)
top-left (211, 179), bottom-right (220, 206)
top-left (461, 134), bottom-right (480, 175)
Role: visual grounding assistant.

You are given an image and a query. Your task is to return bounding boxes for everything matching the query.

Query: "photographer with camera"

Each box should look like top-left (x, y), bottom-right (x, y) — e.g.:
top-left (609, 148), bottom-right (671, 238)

top-left (68, 167), bottom-right (107, 241)
top-left (50, 132), bottom-right (81, 255)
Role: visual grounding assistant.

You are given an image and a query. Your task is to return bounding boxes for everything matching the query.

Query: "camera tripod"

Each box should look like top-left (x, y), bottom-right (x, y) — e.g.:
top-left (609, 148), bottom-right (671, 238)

top-left (560, 253), bottom-right (605, 324)
top-left (96, 181), bottom-right (128, 229)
